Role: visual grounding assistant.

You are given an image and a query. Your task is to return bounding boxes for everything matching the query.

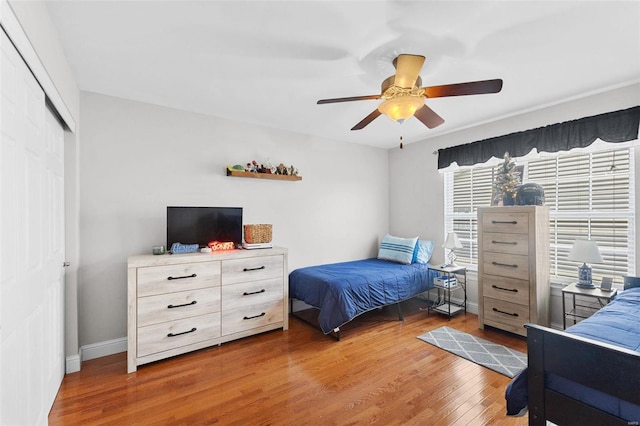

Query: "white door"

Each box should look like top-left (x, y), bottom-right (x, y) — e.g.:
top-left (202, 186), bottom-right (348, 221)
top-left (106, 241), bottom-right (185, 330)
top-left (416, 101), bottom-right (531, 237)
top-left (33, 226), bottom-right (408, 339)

top-left (1, 28), bottom-right (65, 425)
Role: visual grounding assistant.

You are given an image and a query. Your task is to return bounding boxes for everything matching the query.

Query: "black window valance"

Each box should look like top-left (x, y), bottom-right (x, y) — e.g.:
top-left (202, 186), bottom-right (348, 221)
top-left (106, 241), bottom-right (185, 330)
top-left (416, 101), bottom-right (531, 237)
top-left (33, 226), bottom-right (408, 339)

top-left (437, 106), bottom-right (640, 169)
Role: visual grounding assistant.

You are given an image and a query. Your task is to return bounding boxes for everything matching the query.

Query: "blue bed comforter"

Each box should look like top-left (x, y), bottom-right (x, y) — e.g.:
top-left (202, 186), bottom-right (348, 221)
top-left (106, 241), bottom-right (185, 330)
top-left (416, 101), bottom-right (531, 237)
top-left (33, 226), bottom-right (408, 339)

top-left (289, 258), bottom-right (433, 334)
top-left (506, 287), bottom-right (640, 418)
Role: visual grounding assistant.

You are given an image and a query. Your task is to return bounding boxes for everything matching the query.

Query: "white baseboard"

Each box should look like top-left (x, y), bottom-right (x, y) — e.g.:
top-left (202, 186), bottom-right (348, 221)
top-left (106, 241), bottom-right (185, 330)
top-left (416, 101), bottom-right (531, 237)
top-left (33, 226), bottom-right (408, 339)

top-left (66, 353), bottom-right (81, 374)
top-left (81, 337), bottom-right (127, 362)
top-left (465, 301), bottom-right (479, 315)
top-left (64, 337), bottom-right (127, 373)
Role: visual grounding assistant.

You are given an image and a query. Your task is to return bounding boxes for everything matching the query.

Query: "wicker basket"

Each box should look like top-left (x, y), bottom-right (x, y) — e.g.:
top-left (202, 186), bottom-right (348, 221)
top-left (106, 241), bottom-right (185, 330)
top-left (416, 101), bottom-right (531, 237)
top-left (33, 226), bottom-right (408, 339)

top-left (244, 224), bottom-right (272, 244)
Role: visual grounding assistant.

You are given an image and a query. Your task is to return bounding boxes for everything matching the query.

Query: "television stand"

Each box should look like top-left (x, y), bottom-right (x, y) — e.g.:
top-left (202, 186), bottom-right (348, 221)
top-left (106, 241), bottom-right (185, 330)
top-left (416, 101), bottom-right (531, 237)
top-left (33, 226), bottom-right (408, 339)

top-left (127, 247), bottom-right (288, 372)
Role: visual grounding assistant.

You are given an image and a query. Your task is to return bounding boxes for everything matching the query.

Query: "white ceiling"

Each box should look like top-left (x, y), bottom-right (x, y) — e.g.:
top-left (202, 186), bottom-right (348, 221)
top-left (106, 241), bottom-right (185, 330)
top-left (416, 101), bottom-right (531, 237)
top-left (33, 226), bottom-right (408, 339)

top-left (44, 1), bottom-right (640, 149)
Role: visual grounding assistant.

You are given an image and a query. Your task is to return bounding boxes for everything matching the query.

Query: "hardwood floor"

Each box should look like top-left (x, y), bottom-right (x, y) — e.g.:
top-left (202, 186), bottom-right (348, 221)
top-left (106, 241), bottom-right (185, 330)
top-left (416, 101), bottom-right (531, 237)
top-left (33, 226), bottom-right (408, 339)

top-left (49, 300), bottom-right (529, 425)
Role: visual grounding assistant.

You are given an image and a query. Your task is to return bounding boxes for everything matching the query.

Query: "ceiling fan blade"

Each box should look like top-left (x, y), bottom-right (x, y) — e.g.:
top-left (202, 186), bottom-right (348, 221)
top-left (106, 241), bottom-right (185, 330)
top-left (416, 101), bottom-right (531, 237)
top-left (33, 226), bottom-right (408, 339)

top-left (351, 109), bottom-right (382, 130)
top-left (413, 104), bottom-right (445, 129)
top-left (317, 95), bottom-right (380, 104)
top-left (393, 54), bottom-right (425, 89)
top-left (423, 79), bottom-right (503, 98)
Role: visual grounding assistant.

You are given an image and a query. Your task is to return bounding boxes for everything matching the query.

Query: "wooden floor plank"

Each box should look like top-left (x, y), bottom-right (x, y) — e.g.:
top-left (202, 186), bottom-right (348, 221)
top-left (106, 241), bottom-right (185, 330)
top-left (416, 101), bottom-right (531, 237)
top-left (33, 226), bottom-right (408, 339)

top-left (49, 299), bottom-right (528, 425)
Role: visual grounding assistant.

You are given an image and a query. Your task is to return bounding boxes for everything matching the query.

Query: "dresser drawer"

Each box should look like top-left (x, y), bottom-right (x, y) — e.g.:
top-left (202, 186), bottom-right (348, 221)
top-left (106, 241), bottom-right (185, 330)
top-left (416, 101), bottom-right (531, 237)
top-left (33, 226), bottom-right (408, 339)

top-left (482, 275), bottom-right (529, 306)
top-left (137, 261), bottom-right (220, 297)
top-left (138, 287), bottom-right (221, 327)
top-left (222, 278), bottom-right (283, 311)
top-left (483, 297), bottom-right (530, 336)
top-left (137, 312), bottom-right (221, 357)
top-left (482, 252), bottom-right (529, 281)
top-left (481, 212), bottom-right (529, 234)
top-left (222, 299), bottom-right (284, 335)
top-left (221, 255), bottom-right (283, 285)
top-left (482, 232), bottom-right (529, 256)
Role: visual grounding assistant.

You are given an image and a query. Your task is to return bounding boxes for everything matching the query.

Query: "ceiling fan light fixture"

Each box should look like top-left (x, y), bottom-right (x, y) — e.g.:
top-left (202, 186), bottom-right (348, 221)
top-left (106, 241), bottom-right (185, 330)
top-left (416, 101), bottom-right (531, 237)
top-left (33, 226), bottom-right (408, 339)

top-left (317, 53), bottom-right (502, 131)
top-left (378, 95), bottom-right (424, 123)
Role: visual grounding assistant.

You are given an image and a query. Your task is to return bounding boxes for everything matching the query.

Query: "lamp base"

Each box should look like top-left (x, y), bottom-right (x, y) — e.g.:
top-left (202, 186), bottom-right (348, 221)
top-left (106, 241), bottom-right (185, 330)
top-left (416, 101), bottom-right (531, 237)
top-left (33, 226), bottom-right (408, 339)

top-left (575, 282), bottom-right (597, 289)
top-left (575, 263), bottom-right (594, 289)
top-left (446, 250), bottom-right (457, 267)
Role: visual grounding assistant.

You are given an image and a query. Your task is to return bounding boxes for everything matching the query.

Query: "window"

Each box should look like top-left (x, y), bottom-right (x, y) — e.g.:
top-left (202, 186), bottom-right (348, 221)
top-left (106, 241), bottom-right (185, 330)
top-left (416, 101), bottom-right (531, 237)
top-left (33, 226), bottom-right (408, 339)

top-left (444, 145), bottom-right (635, 286)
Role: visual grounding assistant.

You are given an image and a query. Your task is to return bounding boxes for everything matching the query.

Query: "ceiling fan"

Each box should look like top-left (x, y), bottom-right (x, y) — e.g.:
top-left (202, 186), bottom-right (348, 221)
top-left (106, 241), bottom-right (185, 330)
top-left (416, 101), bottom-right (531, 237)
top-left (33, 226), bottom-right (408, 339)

top-left (317, 54), bottom-right (503, 131)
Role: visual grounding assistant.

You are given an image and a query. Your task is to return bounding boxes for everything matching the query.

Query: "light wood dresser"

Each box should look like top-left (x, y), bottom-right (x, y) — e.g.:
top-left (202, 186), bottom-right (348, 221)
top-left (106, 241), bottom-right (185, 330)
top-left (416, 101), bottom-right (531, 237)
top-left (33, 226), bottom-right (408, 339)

top-left (127, 247), bottom-right (288, 373)
top-left (478, 206), bottom-right (549, 336)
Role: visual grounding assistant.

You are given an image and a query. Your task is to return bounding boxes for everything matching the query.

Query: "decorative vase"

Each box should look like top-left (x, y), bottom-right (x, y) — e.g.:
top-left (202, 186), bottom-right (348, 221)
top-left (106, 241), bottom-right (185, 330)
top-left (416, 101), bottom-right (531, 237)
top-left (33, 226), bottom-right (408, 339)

top-left (502, 193), bottom-right (515, 206)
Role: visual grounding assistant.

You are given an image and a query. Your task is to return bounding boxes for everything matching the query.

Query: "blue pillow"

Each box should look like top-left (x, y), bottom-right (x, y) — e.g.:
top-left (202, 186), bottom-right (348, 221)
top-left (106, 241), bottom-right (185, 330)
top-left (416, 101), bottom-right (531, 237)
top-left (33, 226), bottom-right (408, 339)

top-left (413, 240), bottom-right (435, 264)
top-left (378, 234), bottom-right (419, 264)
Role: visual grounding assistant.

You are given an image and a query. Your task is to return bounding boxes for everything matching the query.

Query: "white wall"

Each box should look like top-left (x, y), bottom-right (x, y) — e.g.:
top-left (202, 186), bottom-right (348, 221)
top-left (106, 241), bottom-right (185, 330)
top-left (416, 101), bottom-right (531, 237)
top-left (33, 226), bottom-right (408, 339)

top-left (78, 91), bottom-right (389, 346)
top-left (389, 83), bottom-right (640, 325)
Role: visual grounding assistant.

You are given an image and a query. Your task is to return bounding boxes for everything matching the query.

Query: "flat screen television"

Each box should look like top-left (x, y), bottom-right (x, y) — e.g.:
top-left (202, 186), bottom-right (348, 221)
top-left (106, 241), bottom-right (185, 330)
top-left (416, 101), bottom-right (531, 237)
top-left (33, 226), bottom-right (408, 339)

top-left (167, 206), bottom-right (243, 248)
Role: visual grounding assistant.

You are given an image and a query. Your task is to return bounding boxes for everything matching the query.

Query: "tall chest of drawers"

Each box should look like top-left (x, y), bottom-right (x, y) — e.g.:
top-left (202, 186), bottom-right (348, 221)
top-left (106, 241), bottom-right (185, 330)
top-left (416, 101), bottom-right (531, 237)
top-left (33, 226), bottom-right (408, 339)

top-left (478, 206), bottom-right (549, 336)
top-left (127, 247), bottom-right (288, 373)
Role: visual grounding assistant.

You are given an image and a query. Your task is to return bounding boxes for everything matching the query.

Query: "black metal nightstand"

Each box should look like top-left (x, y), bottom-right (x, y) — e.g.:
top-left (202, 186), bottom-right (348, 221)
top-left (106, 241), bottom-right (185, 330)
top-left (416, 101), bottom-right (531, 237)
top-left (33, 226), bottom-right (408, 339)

top-left (427, 265), bottom-right (467, 319)
top-left (561, 282), bottom-right (617, 329)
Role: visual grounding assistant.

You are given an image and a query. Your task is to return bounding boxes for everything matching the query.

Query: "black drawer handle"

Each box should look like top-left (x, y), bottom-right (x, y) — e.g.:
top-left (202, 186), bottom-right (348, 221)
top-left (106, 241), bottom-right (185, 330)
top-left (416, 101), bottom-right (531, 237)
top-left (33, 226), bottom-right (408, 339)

top-left (491, 240), bottom-right (518, 245)
top-left (492, 261), bottom-right (518, 268)
top-left (491, 220), bottom-right (518, 224)
top-left (492, 284), bottom-right (518, 293)
top-left (243, 312), bottom-right (266, 320)
top-left (243, 266), bottom-right (266, 272)
top-left (167, 300), bottom-right (197, 309)
top-left (167, 327), bottom-right (197, 337)
top-left (493, 308), bottom-right (518, 317)
top-left (243, 289), bottom-right (266, 296)
top-left (167, 273), bottom-right (197, 281)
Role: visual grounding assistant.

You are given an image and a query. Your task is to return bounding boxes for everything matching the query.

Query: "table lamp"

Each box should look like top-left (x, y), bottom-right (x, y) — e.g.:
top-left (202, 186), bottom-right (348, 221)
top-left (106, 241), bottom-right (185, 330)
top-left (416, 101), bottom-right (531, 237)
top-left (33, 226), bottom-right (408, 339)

top-left (443, 232), bottom-right (463, 267)
top-left (567, 239), bottom-right (603, 289)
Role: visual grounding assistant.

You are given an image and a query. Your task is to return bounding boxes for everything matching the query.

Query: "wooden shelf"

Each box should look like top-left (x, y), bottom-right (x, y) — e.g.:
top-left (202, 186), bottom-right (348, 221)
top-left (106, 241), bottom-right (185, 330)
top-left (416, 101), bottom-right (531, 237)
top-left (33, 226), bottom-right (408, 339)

top-left (226, 169), bottom-right (302, 181)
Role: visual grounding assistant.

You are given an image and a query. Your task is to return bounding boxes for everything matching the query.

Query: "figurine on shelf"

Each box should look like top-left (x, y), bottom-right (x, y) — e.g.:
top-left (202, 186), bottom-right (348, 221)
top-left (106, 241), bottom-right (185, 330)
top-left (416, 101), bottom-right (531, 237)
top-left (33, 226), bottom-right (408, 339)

top-left (276, 163), bottom-right (288, 175)
top-left (232, 160), bottom-right (299, 178)
top-left (266, 161), bottom-right (275, 174)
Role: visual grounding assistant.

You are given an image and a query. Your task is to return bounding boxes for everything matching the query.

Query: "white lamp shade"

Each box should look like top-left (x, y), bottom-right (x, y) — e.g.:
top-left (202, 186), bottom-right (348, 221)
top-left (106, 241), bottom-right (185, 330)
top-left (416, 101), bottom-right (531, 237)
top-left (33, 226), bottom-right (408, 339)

top-left (567, 239), bottom-right (603, 264)
top-left (443, 232), bottom-right (463, 250)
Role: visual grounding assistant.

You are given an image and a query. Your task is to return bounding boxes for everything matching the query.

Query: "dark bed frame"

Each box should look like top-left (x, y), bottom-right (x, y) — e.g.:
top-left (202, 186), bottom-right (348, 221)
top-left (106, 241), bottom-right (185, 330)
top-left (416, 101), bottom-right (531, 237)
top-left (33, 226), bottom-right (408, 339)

top-left (525, 323), bottom-right (640, 426)
top-left (289, 298), bottom-right (406, 341)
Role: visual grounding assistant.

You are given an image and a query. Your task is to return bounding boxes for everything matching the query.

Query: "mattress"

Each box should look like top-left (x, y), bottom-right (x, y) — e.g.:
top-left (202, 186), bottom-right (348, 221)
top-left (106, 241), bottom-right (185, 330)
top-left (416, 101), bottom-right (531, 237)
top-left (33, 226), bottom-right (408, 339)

top-left (289, 258), bottom-right (433, 334)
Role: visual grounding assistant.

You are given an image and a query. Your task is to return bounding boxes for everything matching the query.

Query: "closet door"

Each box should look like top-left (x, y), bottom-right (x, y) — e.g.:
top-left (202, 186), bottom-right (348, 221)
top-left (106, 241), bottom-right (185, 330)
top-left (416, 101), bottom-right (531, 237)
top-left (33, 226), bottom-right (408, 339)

top-left (1, 28), bottom-right (65, 425)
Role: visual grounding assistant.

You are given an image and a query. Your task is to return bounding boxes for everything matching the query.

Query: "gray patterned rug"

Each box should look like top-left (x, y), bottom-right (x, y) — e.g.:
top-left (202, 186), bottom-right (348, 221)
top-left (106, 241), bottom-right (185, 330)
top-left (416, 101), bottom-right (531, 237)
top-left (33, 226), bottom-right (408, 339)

top-left (417, 326), bottom-right (526, 378)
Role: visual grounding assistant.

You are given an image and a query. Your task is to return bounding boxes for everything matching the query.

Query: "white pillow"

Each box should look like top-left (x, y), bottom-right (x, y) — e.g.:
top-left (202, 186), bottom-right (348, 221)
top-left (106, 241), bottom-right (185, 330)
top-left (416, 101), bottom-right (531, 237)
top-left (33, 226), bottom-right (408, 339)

top-left (378, 234), bottom-right (419, 264)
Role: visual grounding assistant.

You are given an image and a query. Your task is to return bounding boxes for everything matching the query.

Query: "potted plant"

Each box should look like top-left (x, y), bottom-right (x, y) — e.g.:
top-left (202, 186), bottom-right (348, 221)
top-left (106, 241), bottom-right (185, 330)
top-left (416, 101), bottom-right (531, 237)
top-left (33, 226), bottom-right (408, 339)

top-left (493, 152), bottom-right (521, 206)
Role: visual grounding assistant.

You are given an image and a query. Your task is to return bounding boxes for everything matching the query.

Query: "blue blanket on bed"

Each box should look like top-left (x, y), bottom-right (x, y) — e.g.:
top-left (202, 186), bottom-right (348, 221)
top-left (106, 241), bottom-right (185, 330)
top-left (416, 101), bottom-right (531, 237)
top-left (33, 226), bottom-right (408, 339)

top-left (289, 258), bottom-right (434, 334)
top-left (506, 287), bottom-right (640, 418)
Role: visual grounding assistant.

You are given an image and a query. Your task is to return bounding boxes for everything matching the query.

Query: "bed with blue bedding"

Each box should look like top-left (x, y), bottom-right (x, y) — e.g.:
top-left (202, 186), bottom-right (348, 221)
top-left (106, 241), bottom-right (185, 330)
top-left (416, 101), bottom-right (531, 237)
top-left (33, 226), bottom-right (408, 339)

top-left (505, 285), bottom-right (640, 425)
top-left (289, 258), bottom-right (434, 337)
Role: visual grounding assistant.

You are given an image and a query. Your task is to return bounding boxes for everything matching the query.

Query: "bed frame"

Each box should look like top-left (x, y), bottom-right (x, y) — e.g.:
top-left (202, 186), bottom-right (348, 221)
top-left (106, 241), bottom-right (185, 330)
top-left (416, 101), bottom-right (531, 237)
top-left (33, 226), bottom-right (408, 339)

top-left (525, 323), bottom-right (640, 426)
top-left (289, 299), bottom-right (405, 341)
